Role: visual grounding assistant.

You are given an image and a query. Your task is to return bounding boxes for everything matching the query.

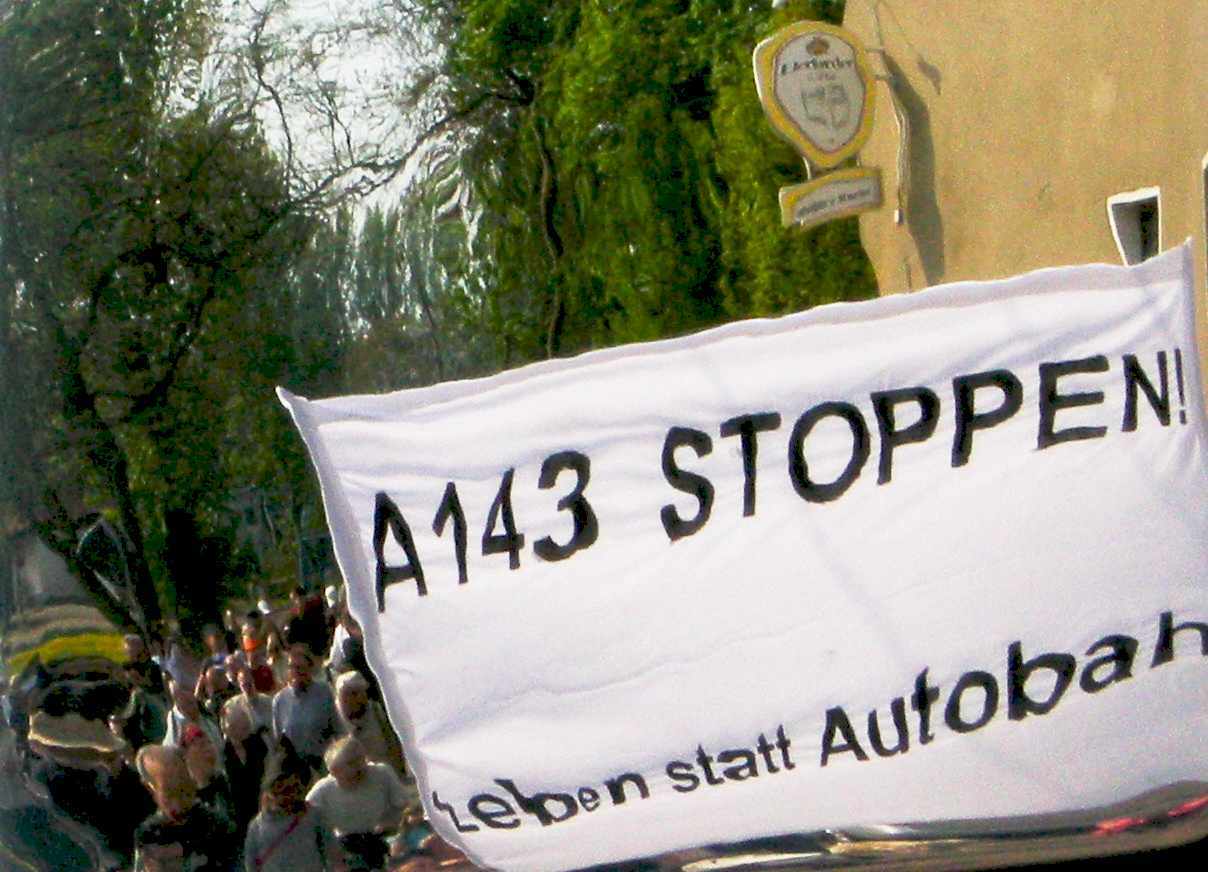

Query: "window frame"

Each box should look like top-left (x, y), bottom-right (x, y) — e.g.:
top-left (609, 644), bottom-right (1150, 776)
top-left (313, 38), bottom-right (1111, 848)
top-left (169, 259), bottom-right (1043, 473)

top-left (1106, 186), bottom-right (1162, 266)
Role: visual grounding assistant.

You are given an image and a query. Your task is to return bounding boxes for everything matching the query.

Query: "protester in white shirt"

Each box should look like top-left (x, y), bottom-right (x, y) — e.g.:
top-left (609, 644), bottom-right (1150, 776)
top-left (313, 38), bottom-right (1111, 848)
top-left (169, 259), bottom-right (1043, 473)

top-left (224, 665), bottom-right (273, 736)
top-left (271, 646), bottom-right (339, 777)
top-left (306, 737), bottom-right (405, 871)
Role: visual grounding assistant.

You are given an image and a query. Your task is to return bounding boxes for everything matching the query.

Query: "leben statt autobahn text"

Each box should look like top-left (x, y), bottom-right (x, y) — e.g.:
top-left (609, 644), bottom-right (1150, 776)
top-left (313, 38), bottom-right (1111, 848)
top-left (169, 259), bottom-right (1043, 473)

top-left (431, 610), bottom-right (1207, 833)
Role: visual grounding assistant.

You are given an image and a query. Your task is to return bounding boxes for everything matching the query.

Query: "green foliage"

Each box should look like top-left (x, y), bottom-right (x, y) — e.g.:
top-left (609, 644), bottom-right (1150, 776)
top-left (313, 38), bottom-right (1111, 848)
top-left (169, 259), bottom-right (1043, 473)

top-left (414, 0), bottom-right (874, 367)
top-left (0, 0), bottom-right (314, 631)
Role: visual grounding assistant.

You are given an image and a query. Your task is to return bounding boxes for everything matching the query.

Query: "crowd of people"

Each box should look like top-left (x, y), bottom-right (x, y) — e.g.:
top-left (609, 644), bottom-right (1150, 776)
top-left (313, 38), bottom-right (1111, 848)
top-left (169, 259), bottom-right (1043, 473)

top-left (3, 586), bottom-right (471, 871)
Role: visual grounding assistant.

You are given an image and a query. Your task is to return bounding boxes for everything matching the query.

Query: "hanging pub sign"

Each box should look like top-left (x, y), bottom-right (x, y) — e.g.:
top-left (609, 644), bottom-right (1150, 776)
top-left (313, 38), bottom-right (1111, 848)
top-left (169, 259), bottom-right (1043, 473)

top-left (754, 20), bottom-right (882, 227)
top-left (281, 245), bottom-right (1208, 871)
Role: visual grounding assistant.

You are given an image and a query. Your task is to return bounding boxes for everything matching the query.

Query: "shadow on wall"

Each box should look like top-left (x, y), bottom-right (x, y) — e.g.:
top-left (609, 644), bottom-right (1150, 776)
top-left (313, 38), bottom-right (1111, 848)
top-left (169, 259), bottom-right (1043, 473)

top-left (882, 52), bottom-right (945, 286)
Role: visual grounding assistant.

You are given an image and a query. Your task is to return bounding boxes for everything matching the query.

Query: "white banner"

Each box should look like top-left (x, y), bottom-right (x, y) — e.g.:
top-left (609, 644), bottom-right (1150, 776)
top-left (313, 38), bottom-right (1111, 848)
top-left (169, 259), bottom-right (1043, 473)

top-left (280, 244), bottom-right (1208, 872)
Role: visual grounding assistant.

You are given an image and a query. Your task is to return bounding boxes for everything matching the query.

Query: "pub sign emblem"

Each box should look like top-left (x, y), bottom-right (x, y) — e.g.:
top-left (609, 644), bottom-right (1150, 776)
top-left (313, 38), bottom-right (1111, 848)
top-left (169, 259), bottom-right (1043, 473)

top-left (754, 21), bottom-right (875, 168)
top-left (754, 20), bottom-right (881, 227)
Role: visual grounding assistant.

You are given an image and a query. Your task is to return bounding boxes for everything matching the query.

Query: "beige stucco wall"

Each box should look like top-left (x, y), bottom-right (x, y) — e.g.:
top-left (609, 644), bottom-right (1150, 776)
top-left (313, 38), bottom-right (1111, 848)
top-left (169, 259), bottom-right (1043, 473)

top-left (842, 0), bottom-right (1208, 398)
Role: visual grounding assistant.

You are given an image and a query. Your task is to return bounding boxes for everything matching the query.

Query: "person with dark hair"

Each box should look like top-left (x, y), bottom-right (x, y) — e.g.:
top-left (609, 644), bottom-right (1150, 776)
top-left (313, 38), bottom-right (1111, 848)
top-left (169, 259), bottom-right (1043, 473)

top-left (242, 610), bottom-right (285, 689)
top-left (326, 610), bottom-right (380, 704)
top-left (202, 625), bottom-right (231, 671)
top-left (285, 587), bottom-right (329, 655)
top-left (181, 723), bottom-right (235, 831)
top-left (224, 614), bottom-right (241, 667)
top-left (135, 820), bottom-right (187, 872)
top-left (115, 660), bottom-right (168, 749)
top-left (123, 634), bottom-right (166, 698)
top-left (197, 664), bottom-right (238, 721)
top-left (97, 747), bottom-right (157, 866)
top-left (271, 646), bottom-right (340, 778)
top-left (221, 702), bottom-right (270, 839)
top-left (225, 651), bottom-right (248, 686)
top-left (243, 744), bottom-right (338, 871)
top-left (227, 665), bottom-right (274, 734)
top-left (246, 644), bottom-right (278, 696)
top-left (242, 610), bottom-right (268, 652)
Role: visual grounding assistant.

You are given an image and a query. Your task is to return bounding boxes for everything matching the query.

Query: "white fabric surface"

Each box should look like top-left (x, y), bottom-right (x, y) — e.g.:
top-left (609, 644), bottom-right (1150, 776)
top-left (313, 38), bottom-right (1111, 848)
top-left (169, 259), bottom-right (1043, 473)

top-left (281, 244), bottom-right (1208, 871)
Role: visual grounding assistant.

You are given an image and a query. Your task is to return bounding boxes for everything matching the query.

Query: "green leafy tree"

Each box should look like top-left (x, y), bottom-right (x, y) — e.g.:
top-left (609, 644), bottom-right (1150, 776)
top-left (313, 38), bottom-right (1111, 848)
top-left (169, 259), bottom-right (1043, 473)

top-left (399, 0), bottom-right (873, 368)
top-left (0, 0), bottom-right (314, 635)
